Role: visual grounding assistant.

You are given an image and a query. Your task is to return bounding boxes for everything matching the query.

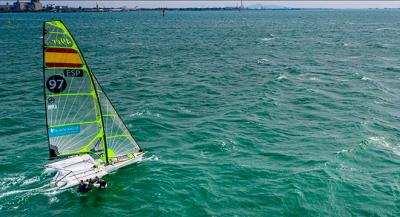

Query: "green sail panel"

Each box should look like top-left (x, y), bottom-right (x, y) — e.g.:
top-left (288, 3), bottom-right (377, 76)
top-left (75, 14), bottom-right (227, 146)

top-left (93, 76), bottom-right (142, 160)
top-left (43, 20), bottom-right (105, 159)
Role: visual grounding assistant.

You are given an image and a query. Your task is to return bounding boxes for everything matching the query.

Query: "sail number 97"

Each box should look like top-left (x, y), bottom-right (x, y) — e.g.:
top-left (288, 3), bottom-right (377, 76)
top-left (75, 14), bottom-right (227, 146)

top-left (46, 75), bottom-right (67, 93)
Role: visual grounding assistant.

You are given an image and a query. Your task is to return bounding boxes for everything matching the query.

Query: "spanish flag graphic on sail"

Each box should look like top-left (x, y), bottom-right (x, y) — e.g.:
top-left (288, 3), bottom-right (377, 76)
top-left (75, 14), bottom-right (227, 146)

top-left (45, 48), bottom-right (83, 68)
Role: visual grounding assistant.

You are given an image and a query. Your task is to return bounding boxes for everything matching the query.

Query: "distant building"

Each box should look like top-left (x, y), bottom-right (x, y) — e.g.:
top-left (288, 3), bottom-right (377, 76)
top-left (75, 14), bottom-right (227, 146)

top-left (12, 0), bottom-right (42, 11)
top-left (13, 0), bottom-right (28, 11)
top-left (28, 0), bottom-right (43, 11)
top-left (0, 3), bottom-right (11, 12)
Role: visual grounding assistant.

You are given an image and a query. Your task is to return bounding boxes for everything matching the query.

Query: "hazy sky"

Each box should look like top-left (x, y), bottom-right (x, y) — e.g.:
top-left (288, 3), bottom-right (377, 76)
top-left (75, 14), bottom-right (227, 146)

top-left (5, 1), bottom-right (400, 9)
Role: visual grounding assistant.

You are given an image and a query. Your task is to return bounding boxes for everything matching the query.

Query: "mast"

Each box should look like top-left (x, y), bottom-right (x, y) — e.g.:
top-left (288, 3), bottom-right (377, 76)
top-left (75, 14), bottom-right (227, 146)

top-left (60, 21), bottom-right (110, 164)
top-left (42, 22), bottom-right (53, 159)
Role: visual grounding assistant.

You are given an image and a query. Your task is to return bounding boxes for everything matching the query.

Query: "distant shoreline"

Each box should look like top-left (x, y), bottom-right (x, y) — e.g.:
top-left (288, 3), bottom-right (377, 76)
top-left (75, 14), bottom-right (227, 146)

top-left (1, 7), bottom-right (400, 13)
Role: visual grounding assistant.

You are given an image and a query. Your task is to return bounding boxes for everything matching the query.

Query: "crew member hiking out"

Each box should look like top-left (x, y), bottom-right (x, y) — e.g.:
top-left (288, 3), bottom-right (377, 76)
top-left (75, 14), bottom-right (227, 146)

top-left (94, 176), bottom-right (107, 189)
top-left (77, 180), bottom-right (92, 193)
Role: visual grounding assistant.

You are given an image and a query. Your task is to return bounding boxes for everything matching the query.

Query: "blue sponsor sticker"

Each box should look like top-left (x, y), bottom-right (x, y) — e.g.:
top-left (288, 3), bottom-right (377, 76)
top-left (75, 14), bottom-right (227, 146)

top-left (48, 125), bottom-right (80, 137)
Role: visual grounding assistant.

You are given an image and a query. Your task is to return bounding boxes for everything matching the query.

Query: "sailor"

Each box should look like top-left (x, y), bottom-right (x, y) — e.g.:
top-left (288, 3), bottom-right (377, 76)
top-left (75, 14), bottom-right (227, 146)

top-left (88, 178), bottom-right (93, 186)
top-left (77, 180), bottom-right (93, 193)
top-left (85, 179), bottom-right (92, 191)
top-left (94, 176), bottom-right (107, 189)
top-left (77, 180), bottom-right (87, 193)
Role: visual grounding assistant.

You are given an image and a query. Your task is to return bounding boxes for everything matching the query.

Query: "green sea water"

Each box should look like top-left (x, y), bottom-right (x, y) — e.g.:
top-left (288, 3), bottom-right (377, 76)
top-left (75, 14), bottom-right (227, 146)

top-left (1, 10), bottom-right (400, 216)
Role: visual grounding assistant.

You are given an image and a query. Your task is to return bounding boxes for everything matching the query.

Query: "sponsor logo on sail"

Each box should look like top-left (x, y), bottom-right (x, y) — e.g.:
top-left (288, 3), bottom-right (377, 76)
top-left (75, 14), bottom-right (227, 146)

top-left (48, 125), bottom-right (80, 137)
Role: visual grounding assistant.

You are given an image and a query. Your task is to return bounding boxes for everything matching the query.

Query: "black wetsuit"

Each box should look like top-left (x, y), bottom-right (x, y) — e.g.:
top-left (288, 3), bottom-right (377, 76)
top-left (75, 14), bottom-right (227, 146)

top-left (77, 183), bottom-right (86, 192)
top-left (99, 180), bottom-right (107, 189)
top-left (77, 183), bottom-right (91, 193)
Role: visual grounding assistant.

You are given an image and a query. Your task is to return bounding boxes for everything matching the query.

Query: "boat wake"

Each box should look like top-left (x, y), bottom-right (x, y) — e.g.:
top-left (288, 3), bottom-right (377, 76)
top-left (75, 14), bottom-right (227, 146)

top-left (143, 154), bottom-right (159, 161)
top-left (0, 171), bottom-right (68, 210)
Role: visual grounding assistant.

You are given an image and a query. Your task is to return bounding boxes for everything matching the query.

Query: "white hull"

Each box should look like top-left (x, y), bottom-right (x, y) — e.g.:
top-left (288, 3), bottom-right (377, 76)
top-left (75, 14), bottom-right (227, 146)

top-left (45, 153), bottom-right (144, 189)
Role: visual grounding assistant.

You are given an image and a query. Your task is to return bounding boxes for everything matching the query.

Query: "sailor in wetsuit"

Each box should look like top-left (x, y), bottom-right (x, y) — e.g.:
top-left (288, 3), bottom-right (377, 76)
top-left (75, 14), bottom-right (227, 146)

top-left (77, 180), bottom-right (86, 192)
top-left (94, 176), bottom-right (107, 189)
top-left (77, 180), bottom-right (92, 193)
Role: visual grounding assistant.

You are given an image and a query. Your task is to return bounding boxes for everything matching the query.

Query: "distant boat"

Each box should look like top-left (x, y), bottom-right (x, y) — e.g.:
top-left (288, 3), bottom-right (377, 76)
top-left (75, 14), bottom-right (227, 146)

top-left (43, 20), bottom-right (144, 189)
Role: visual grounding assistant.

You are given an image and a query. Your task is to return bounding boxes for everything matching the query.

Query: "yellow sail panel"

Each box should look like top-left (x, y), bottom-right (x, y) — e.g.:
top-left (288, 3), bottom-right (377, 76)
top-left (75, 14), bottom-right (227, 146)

top-left (45, 48), bottom-right (82, 68)
top-left (43, 20), bottom-right (105, 159)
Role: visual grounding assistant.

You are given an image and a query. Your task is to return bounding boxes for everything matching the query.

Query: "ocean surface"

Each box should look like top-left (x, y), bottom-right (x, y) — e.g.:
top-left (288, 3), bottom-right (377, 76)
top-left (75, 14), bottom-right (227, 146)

top-left (1, 10), bottom-right (400, 216)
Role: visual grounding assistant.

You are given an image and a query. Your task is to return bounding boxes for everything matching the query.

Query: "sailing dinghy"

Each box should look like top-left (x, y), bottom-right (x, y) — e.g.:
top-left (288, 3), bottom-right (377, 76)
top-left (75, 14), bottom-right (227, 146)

top-left (43, 20), bottom-right (144, 189)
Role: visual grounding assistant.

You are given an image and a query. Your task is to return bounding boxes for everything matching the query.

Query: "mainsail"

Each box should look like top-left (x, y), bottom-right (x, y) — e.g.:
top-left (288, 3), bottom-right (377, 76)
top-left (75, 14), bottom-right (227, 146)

top-left (43, 20), bottom-right (141, 164)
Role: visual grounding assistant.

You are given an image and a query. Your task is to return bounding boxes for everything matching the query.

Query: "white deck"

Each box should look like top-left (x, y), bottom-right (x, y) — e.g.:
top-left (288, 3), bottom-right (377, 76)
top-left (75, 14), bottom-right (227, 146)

top-left (45, 153), bottom-right (144, 189)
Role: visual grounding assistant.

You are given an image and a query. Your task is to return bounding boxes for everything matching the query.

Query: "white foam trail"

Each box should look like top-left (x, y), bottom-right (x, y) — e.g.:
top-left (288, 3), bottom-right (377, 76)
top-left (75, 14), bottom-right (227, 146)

top-left (143, 155), bottom-right (159, 161)
top-left (21, 176), bottom-right (40, 186)
top-left (0, 176), bottom-right (25, 191)
top-left (43, 167), bottom-right (56, 175)
top-left (368, 136), bottom-right (400, 156)
top-left (0, 170), bottom-right (68, 203)
top-left (0, 184), bottom-right (53, 199)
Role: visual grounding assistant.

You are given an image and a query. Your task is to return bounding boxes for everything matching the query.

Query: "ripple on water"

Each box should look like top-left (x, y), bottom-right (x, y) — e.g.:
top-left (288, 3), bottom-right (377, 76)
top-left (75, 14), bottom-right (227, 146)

top-left (1, 10), bottom-right (400, 216)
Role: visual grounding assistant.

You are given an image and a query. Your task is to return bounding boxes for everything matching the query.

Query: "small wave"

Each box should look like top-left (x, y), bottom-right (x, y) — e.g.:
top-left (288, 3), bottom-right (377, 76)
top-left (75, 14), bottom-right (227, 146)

top-left (335, 149), bottom-right (349, 155)
top-left (129, 112), bottom-right (143, 117)
top-left (218, 139), bottom-right (237, 152)
top-left (49, 196), bottom-right (59, 204)
top-left (374, 100), bottom-right (384, 105)
top-left (261, 37), bottom-right (274, 42)
top-left (143, 155), bottom-right (159, 161)
top-left (178, 106), bottom-right (192, 114)
top-left (361, 76), bottom-right (372, 81)
top-left (200, 151), bottom-right (210, 158)
top-left (256, 58), bottom-right (269, 64)
top-left (376, 27), bottom-right (398, 31)
top-left (368, 136), bottom-right (400, 156)
top-left (130, 110), bottom-right (160, 118)
top-left (277, 74), bottom-right (287, 80)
